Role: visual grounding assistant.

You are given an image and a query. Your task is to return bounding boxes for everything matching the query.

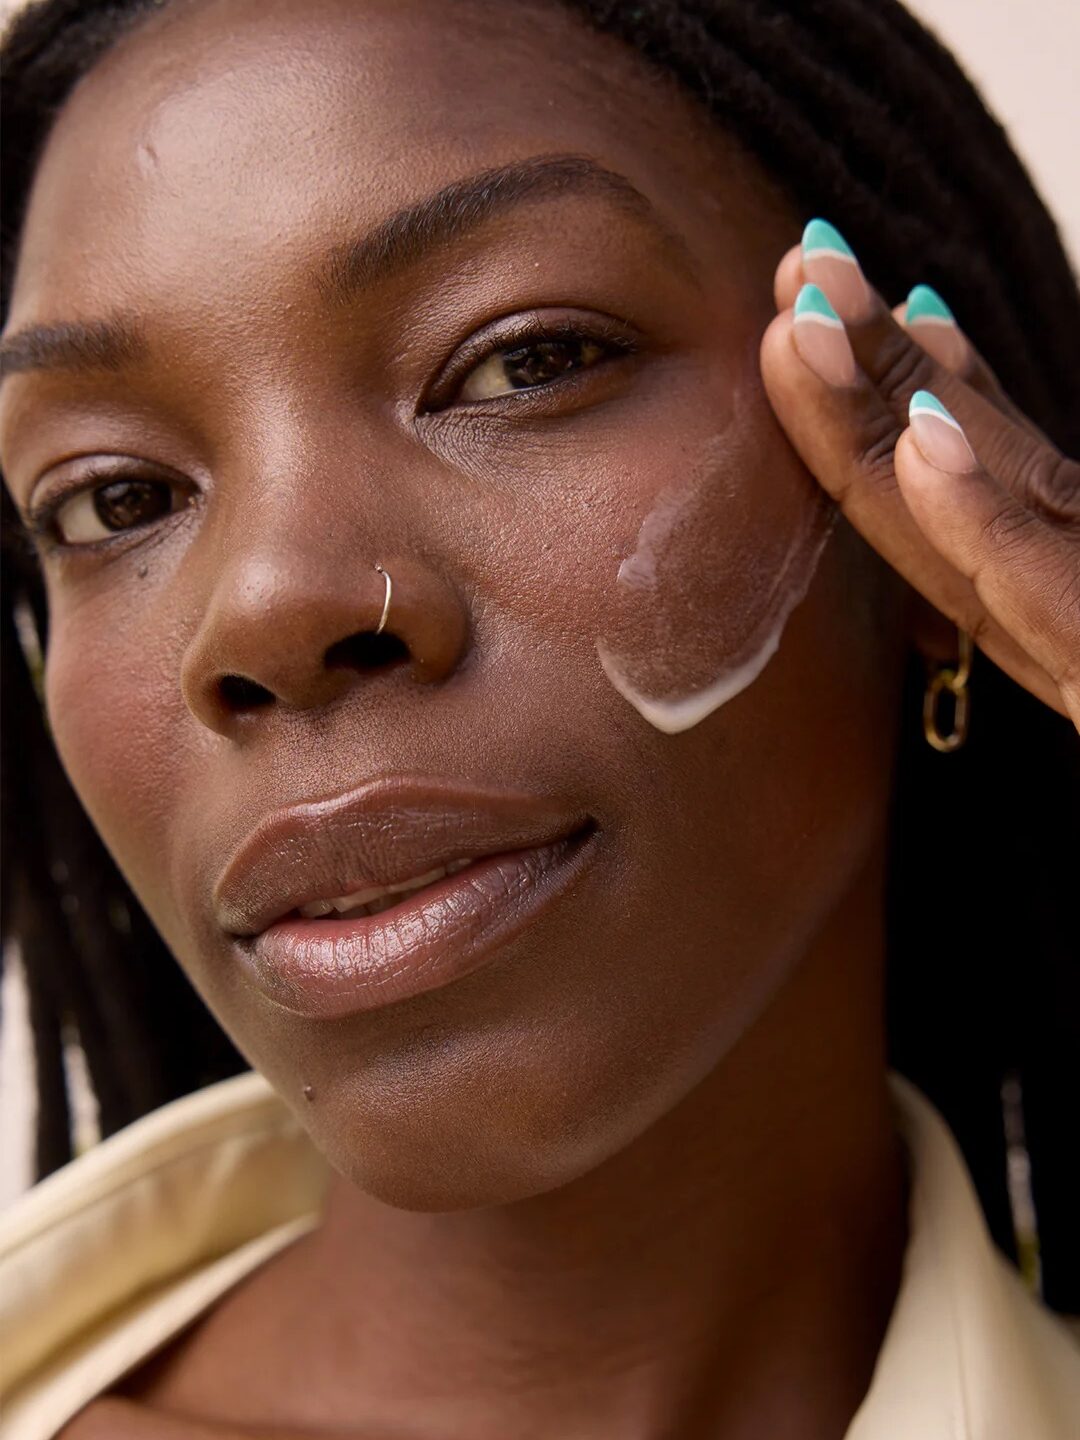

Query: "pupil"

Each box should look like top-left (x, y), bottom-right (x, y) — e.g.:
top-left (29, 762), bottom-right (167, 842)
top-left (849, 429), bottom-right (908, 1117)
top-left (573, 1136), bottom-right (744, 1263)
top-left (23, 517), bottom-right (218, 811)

top-left (503, 338), bottom-right (589, 390)
top-left (94, 480), bottom-right (170, 531)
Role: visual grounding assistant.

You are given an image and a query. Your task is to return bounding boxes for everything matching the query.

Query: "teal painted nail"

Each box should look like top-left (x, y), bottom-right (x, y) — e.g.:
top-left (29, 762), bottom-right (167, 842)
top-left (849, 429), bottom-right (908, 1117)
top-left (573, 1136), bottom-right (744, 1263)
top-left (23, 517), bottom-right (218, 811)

top-left (909, 391), bottom-right (977, 471)
top-left (802, 218), bottom-right (856, 260)
top-left (794, 283), bottom-right (843, 324)
top-left (910, 390), bottom-right (959, 424)
top-left (906, 284), bottom-right (955, 325)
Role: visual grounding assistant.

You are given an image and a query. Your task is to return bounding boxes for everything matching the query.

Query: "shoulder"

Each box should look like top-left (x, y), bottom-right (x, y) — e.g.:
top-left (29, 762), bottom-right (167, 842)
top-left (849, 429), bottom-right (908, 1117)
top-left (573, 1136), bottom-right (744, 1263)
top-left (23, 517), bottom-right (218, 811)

top-left (0, 1072), bottom-right (329, 1440)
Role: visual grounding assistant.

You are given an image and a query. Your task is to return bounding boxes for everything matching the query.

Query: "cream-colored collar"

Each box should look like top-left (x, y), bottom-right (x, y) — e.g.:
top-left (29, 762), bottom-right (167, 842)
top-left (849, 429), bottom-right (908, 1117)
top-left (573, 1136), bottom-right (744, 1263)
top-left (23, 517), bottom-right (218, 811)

top-left (1, 1070), bottom-right (1077, 1439)
top-left (847, 1073), bottom-right (1080, 1437)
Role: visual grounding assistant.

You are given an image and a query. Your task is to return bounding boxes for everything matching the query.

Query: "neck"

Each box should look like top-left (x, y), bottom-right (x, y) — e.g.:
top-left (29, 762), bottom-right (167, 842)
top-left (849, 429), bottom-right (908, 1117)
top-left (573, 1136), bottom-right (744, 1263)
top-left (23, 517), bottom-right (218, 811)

top-left (142, 850), bottom-right (909, 1439)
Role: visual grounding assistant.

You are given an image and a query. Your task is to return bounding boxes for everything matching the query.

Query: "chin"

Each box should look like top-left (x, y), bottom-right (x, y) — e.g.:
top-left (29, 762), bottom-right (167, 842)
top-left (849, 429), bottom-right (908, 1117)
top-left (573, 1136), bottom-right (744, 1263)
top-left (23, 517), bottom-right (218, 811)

top-left (291, 1034), bottom-right (684, 1214)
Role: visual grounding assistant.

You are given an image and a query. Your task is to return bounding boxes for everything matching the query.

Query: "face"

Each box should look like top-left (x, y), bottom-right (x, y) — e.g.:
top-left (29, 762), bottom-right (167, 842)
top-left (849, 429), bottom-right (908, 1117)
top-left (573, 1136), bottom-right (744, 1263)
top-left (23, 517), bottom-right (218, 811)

top-left (0, 0), bottom-right (909, 1208)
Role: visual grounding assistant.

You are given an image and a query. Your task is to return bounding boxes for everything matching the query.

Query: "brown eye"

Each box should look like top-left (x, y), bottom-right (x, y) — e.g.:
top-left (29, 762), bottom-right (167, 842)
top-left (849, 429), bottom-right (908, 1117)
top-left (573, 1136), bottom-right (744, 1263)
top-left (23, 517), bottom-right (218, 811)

top-left (95, 480), bottom-right (172, 530)
top-left (459, 335), bottom-right (609, 402)
top-left (52, 478), bottom-right (178, 546)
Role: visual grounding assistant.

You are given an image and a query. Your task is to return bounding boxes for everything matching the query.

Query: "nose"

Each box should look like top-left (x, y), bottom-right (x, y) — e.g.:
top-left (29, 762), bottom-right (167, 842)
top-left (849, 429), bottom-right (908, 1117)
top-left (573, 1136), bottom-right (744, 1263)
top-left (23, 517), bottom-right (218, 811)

top-left (180, 550), bottom-right (469, 734)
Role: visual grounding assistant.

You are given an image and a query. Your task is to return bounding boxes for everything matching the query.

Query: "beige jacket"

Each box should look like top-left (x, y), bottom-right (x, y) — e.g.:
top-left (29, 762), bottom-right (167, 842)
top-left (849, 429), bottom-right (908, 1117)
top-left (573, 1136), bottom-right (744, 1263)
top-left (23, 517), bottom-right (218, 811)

top-left (2, 1069), bottom-right (1078, 1439)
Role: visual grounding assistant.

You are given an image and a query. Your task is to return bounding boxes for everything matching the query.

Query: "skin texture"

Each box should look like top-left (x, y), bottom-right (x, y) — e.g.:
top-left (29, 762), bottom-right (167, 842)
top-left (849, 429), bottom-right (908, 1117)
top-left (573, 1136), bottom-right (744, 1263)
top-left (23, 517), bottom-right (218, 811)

top-left (0, 0), bottom-right (940, 1434)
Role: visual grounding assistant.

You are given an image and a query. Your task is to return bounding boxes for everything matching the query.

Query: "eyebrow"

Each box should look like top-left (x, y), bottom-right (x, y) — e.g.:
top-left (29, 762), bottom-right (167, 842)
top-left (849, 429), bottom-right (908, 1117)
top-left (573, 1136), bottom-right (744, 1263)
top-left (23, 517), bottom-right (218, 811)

top-left (0, 317), bottom-right (144, 382)
top-left (0, 153), bottom-right (697, 382)
top-left (316, 152), bottom-right (700, 304)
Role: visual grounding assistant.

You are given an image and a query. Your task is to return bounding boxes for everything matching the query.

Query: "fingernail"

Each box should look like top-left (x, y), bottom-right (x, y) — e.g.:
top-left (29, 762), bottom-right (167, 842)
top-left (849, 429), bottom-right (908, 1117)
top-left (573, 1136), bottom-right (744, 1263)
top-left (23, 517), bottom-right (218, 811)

top-left (792, 284), bottom-right (857, 387)
top-left (908, 391), bottom-right (979, 473)
top-left (904, 285), bottom-right (971, 372)
top-left (802, 218), bottom-right (873, 323)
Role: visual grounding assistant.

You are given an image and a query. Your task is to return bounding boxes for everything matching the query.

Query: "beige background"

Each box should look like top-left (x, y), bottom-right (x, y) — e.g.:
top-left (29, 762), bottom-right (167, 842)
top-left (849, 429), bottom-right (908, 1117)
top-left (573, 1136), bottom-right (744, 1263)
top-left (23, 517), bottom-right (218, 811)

top-left (1, 1), bottom-right (1078, 1200)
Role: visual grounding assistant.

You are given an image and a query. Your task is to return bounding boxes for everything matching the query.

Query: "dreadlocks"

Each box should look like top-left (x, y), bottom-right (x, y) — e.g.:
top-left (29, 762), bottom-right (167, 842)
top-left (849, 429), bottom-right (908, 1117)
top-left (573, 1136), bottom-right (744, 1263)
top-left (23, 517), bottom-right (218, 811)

top-left (2, 0), bottom-right (1078, 1311)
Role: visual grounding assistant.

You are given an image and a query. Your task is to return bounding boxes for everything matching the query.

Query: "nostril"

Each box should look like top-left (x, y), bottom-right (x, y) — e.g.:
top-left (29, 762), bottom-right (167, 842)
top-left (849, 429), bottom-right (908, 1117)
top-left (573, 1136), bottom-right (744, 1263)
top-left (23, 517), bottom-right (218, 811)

top-left (213, 632), bottom-right (409, 714)
top-left (218, 674), bottom-right (274, 710)
top-left (327, 629), bottom-right (410, 672)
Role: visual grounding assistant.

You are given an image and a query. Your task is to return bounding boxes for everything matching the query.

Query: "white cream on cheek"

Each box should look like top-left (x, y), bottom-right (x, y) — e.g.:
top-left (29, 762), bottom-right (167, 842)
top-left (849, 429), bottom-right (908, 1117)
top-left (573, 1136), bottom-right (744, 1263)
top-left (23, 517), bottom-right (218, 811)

top-left (595, 387), bottom-right (836, 735)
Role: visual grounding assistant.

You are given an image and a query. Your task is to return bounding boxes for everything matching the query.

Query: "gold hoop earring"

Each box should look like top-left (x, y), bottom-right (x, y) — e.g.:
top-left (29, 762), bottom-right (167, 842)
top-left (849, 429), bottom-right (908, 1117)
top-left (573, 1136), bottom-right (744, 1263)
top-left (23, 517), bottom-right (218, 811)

top-left (923, 628), bottom-right (973, 753)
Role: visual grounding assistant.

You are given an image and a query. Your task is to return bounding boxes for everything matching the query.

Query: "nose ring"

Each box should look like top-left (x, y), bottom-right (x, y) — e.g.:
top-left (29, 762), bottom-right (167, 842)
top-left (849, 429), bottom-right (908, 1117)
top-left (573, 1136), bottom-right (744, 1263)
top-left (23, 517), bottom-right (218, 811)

top-left (373, 564), bottom-right (393, 635)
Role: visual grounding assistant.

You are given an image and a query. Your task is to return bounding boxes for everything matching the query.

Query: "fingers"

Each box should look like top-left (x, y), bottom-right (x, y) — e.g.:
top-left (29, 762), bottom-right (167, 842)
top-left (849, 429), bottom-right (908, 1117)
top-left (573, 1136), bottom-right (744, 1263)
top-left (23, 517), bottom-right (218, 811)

top-left (788, 221), bottom-right (1073, 516)
top-left (842, 269), bottom-right (1047, 447)
top-left (773, 226), bottom-right (1041, 438)
top-left (894, 286), bottom-right (971, 375)
top-left (761, 305), bottom-right (981, 646)
top-left (774, 244), bottom-right (803, 312)
top-left (897, 404), bottom-right (1080, 719)
top-left (760, 300), bottom-right (1068, 716)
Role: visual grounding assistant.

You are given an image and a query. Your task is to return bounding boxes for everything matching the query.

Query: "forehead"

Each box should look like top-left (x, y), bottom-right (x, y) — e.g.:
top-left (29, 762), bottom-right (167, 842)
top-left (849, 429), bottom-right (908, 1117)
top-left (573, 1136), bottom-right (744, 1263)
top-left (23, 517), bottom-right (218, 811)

top-left (7, 0), bottom-right (778, 327)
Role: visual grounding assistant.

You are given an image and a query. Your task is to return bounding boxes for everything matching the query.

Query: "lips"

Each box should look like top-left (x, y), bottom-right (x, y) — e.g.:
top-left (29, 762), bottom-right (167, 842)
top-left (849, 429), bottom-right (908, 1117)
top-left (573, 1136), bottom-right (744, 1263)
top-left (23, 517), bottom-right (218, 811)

top-left (213, 775), bottom-right (596, 1017)
top-left (294, 858), bottom-right (477, 920)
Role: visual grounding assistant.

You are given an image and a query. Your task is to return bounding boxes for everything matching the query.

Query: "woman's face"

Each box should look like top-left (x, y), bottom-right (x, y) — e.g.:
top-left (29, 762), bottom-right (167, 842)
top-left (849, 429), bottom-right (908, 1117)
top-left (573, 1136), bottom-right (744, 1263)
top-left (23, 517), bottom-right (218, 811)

top-left (0, 0), bottom-right (908, 1207)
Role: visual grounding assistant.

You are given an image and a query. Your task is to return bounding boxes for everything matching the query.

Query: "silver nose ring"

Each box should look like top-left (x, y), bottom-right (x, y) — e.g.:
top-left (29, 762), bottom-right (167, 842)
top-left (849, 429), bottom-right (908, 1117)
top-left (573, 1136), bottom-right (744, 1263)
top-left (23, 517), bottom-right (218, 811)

top-left (373, 564), bottom-right (393, 635)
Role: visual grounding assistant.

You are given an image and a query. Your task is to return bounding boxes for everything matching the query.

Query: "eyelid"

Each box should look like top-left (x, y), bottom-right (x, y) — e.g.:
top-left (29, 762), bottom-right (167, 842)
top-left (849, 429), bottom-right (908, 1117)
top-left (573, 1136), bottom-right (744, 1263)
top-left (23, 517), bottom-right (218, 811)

top-left (25, 461), bottom-right (192, 550)
top-left (423, 308), bottom-right (640, 412)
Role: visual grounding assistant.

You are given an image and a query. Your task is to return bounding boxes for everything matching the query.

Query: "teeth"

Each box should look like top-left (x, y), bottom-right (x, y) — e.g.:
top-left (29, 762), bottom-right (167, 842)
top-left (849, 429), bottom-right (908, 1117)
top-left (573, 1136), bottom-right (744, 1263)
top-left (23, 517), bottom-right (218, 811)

top-left (332, 865), bottom-right (449, 911)
top-left (297, 858), bottom-right (475, 919)
top-left (298, 898), bottom-right (337, 918)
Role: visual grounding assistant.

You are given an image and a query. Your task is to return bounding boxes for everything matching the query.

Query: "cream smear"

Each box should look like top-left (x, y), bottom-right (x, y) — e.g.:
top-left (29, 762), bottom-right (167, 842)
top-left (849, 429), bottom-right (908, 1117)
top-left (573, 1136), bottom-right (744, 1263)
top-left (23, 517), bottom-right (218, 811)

top-left (596, 419), bottom-right (837, 735)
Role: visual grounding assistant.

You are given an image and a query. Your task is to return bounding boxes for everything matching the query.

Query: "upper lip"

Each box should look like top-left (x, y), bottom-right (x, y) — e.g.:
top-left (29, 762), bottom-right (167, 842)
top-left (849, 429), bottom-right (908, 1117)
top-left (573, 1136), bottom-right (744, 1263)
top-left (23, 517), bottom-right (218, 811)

top-left (214, 774), bottom-right (591, 938)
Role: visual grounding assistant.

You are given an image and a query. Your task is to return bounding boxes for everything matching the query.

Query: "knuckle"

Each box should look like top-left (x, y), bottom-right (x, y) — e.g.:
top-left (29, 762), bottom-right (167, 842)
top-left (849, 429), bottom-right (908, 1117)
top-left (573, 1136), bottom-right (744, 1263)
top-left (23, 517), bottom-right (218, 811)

top-left (980, 497), bottom-right (1043, 557)
top-left (860, 326), bottom-right (938, 412)
top-left (1015, 450), bottom-right (1080, 527)
top-left (852, 408), bottom-right (902, 491)
top-left (1048, 564), bottom-right (1080, 640)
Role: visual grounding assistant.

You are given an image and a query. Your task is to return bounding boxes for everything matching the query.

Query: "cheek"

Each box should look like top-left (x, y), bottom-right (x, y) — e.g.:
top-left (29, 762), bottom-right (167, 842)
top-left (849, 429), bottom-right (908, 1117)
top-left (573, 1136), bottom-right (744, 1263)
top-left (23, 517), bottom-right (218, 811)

top-left (43, 587), bottom-right (190, 912)
top-left (596, 367), bottom-right (835, 733)
top-left (457, 349), bottom-right (837, 746)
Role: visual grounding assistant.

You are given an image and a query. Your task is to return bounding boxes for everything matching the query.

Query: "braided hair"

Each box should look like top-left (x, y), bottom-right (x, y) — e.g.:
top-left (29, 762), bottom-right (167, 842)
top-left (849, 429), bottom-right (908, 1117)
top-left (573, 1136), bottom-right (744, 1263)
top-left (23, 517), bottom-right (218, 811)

top-left (2, 0), bottom-right (1078, 1312)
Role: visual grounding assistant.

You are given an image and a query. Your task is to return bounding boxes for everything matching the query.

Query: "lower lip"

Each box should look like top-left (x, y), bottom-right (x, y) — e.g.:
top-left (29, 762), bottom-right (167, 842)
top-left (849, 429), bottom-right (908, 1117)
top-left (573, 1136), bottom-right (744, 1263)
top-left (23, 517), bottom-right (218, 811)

top-left (233, 829), bottom-right (596, 1019)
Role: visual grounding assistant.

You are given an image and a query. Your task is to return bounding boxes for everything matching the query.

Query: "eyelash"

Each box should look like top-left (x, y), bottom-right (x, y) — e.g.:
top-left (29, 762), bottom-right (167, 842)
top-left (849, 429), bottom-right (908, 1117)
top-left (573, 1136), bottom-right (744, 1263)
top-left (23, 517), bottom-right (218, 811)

top-left (426, 313), bottom-right (638, 411)
top-left (24, 316), bottom-right (638, 551)
top-left (24, 474), bottom-right (190, 554)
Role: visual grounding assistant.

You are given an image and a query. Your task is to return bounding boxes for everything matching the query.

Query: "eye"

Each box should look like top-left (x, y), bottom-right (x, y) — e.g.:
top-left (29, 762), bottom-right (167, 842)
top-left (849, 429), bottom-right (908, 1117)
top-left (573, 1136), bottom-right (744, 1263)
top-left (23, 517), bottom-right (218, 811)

top-left (437, 314), bottom-right (638, 410)
top-left (33, 474), bottom-right (188, 548)
top-left (460, 333), bottom-right (612, 402)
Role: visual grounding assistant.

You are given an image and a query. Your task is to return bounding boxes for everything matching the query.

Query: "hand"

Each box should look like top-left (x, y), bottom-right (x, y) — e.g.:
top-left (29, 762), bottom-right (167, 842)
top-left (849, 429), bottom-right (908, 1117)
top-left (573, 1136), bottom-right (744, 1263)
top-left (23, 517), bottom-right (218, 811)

top-left (759, 219), bottom-right (1080, 733)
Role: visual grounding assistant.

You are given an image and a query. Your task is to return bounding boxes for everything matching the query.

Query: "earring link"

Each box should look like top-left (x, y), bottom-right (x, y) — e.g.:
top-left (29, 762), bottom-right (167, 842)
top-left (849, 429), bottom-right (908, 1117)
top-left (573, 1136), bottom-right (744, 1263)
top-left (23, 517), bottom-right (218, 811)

top-left (923, 627), bottom-right (973, 752)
